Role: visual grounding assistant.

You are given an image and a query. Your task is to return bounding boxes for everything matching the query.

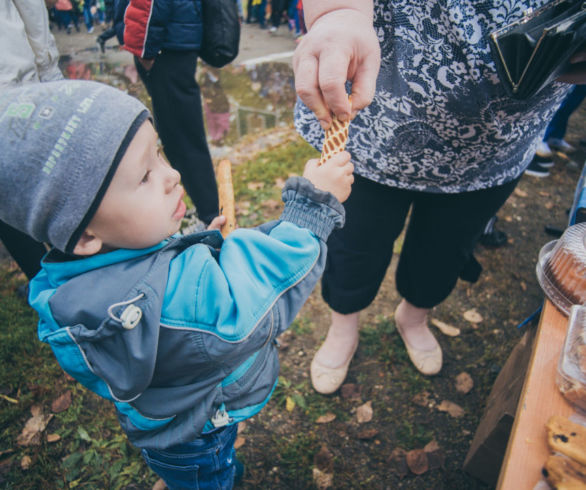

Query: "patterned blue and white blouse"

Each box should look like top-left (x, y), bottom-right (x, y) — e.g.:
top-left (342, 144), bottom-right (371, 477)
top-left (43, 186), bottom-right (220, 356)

top-left (294, 0), bottom-right (571, 193)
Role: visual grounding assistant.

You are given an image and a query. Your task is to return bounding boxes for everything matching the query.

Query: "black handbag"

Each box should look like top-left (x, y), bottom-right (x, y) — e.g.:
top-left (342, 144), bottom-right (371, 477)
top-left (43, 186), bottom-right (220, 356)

top-left (489, 0), bottom-right (586, 99)
top-left (199, 0), bottom-right (241, 68)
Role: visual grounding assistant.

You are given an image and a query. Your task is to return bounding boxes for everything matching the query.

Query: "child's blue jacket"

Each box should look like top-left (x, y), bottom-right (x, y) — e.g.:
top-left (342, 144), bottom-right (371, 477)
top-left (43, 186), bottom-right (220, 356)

top-left (29, 178), bottom-right (344, 449)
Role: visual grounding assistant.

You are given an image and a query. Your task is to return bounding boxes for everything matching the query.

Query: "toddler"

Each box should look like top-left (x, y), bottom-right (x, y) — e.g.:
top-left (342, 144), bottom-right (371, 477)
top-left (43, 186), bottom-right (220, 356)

top-left (0, 80), bottom-right (353, 489)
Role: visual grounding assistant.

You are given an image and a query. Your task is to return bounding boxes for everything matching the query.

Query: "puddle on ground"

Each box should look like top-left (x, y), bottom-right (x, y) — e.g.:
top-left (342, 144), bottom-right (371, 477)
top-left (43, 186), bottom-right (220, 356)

top-left (58, 54), bottom-right (297, 150)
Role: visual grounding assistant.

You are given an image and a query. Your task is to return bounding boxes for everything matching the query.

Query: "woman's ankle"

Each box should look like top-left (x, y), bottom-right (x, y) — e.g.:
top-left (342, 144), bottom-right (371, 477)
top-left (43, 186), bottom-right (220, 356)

top-left (313, 311), bottom-right (359, 368)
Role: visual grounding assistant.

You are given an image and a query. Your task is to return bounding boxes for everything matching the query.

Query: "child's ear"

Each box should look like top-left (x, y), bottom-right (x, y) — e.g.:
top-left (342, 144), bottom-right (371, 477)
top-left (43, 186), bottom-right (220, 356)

top-left (72, 229), bottom-right (103, 256)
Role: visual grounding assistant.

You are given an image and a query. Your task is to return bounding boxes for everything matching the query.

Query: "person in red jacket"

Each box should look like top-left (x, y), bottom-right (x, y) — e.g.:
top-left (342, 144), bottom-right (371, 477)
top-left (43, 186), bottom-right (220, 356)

top-left (121, 0), bottom-right (220, 225)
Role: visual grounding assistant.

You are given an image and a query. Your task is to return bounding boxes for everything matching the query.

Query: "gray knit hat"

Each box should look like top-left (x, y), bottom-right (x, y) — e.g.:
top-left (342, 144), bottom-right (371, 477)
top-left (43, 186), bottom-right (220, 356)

top-left (0, 80), bottom-right (149, 253)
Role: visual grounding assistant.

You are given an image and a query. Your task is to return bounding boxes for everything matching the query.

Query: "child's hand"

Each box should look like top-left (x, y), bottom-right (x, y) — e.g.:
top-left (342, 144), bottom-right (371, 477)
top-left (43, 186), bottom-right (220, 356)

top-left (207, 215), bottom-right (227, 230)
top-left (303, 151), bottom-right (354, 203)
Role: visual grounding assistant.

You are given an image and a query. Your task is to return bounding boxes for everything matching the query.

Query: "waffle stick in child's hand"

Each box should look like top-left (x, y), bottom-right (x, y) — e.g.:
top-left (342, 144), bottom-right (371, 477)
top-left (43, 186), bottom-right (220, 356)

top-left (217, 159), bottom-right (236, 238)
top-left (319, 116), bottom-right (350, 165)
top-left (319, 97), bottom-right (352, 165)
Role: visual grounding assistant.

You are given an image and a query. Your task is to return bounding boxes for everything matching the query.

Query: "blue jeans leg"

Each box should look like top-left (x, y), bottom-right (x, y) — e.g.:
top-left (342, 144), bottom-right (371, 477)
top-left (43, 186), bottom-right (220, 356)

top-left (141, 424), bottom-right (239, 490)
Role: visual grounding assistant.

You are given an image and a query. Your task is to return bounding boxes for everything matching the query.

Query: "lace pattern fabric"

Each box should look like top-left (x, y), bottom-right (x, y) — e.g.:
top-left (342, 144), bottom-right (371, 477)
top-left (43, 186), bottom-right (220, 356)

top-left (294, 0), bottom-right (571, 193)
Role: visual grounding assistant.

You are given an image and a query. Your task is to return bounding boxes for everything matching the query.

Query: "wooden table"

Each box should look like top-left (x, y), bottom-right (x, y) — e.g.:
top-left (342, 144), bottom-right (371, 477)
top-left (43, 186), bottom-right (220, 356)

top-left (497, 299), bottom-right (578, 489)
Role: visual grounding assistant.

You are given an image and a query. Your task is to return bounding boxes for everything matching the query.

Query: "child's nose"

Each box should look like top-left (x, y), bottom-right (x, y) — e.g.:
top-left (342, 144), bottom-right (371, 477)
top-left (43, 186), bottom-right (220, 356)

top-left (165, 166), bottom-right (181, 191)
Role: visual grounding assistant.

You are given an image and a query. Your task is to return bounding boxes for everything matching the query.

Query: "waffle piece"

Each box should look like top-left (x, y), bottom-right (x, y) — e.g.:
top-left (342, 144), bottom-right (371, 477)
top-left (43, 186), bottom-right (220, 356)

top-left (217, 159), bottom-right (236, 238)
top-left (319, 117), bottom-right (350, 165)
top-left (546, 415), bottom-right (586, 466)
top-left (543, 454), bottom-right (586, 489)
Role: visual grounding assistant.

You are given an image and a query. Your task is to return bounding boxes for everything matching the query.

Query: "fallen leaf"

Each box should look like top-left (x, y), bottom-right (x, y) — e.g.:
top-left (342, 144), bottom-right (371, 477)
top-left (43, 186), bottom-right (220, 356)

top-left (51, 390), bottom-right (72, 413)
top-left (388, 448), bottom-right (409, 478)
top-left (315, 413), bottom-right (336, 424)
top-left (340, 383), bottom-right (361, 400)
top-left (247, 181), bottom-right (264, 190)
top-left (412, 391), bottom-right (432, 407)
top-left (463, 309), bottom-right (483, 323)
top-left (437, 400), bottom-right (465, 418)
top-left (17, 406), bottom-right (53, 446)
top-left (430, 318), bottom-right (461, 337)
top-left (356, 401), bottom-right (373, 423)
top-left (234, 436), bottom-right (246, 449)
top-left (262, 199), bottom-right (281, 211)
top-left (152, 478), bottom-right (167, 490)
top-left (514, 188), bottom-right (528, 197)
top-left (455, 372), bottom-right (474, 394)
top-left (46, 433), bottom-right (61, 443)
top-left (237, 421), bottom-right (247, 433)
top-left (314, 445), bottom-right (334, 472)
top-left (274, 178), bottom-right (286, 189)
top-left (357, 428), bottom-right (379, 440)
top-left (312, 468), bottom-right (333, 489)
top-left (20, 455), bottom-right (32, 471)
top-left (285, 396), bottom-right (295, 412)
top-left (406, 449), bottom-right (428, 475)
top-left (545, 201), bottom-right (554, 210)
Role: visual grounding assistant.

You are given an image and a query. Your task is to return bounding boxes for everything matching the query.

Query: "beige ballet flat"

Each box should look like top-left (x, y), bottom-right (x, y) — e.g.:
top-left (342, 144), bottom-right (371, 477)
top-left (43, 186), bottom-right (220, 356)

top-left (396, 322), bottom-right (442, 376)
top-left (310, 341), bottom-right (358, 394)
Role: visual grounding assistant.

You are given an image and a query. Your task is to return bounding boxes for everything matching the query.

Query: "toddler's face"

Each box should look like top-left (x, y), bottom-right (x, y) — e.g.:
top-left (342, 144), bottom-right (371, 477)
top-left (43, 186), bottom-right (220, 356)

top-left (85, 121), bottom-right (186, 251)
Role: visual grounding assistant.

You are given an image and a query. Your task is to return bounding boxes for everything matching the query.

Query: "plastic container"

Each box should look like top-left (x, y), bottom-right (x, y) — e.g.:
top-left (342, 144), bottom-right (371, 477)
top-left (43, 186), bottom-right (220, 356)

top-left (557, 304), bottom-right (586, 412)
top-left (536, 222), bottom-right (586, 316)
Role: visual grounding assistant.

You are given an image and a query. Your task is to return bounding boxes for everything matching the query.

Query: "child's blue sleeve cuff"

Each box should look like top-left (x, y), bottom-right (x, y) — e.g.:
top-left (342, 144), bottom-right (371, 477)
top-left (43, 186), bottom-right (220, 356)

top-left (280, 177), bottom-right (345, 241)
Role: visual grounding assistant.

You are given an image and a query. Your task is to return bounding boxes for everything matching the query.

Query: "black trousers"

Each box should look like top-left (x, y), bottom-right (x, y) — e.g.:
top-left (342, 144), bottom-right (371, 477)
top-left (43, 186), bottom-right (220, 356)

top-left (322, 174), bottom-right (521, 313)
top-left (270, 0), bottom-right (288, 27)
top-left (135, 50), bottom-right (219, 224)
top-left (0, 220), bottom-right (45, 280)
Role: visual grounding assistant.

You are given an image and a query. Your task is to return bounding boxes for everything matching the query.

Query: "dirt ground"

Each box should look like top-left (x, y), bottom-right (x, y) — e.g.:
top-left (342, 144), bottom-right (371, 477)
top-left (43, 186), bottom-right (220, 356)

top-left (3, 21), bottom-right (586, 489)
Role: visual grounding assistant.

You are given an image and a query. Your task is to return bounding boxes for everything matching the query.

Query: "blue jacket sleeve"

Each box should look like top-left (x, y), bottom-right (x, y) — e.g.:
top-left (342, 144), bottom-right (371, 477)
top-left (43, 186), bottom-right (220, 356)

top-left (162, 177), bottom-right (345, 349)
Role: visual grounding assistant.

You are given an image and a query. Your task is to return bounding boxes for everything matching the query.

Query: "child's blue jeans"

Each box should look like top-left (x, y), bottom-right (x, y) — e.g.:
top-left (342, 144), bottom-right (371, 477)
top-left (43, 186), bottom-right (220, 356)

top-left (141, 423), bottom-right (239, 490)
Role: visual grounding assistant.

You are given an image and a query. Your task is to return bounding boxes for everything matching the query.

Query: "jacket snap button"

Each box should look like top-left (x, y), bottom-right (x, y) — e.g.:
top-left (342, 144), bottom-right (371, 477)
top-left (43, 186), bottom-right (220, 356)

top-left (120, 304), bottom-right (142, 330)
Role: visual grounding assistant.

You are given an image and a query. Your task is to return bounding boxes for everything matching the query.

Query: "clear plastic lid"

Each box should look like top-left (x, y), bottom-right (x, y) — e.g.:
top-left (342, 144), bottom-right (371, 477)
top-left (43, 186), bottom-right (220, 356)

top-left (556, 305), bottom-right (586, 412)
top-left (536, 222), bottom-right (586, 316)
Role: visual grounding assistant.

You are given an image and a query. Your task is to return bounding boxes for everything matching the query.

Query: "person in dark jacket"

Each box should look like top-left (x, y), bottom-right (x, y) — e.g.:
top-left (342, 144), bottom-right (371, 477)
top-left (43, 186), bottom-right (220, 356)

top-left (118, 0), bottom-right (220, 225)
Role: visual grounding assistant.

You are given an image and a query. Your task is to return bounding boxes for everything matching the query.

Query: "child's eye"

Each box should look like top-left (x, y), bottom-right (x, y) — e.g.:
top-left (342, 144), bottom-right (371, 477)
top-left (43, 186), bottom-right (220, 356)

top-left (141, 171), bottom-right (151, 184)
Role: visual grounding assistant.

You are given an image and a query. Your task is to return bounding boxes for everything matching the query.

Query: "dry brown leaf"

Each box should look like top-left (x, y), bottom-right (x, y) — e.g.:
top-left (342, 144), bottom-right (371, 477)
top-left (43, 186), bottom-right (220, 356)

top-left (437, 400), bottom-right (465, 418)
top-left (262, 199), bottom-right (281, 211)
top-left (274, 177), bottom-right (286, 189)
top-left (152, 478), bottom-right (167, 490)
top-left (340, 383), bottom-right (362, 400)
top-left (247, 181), bottom-right (264, 190)
top-left (455, 372), bottom-right (474, 394)
top-left (463, 309), bottom-right (483, 323)
top-left (514, 188), bottom-right (528, 197)
top-left (412, 391), bottom-right (432, 407)
top-left (356, 401), bottom-right (373, 423)
top-left (424, 440), bottom-right (440, 453)
top-left (406, 449), bottom-right (429, 475)
top-left (314, 445), bottom-right (334, 472)
top-left (430, 318), bottom-right (460, 337)
top-left (20, 455), bottom-right (32, 471)
top-left (234, 436), bottom-right (246, 449)
top-left (357, 428), bottom-right (379, 440)
top-left (545, 201), bottom-right (554, 210)
top-left (237, 421), bottom-right (247, 433)
top-left (46, 433), bottom-right (61, 443)
top-left (388, 448), bottom-right (409, 478)
top-left (312, 468), bottom-right (333, 489)
top-left (51, 390), bottom-right (72, 413)
top-left (316, 413), bottom-right (336, 424)
top-left (16, 406), bottom-right (53, 446)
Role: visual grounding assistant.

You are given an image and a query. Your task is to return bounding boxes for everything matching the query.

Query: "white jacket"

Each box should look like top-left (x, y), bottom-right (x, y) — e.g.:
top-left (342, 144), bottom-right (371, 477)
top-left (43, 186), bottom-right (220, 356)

top-left (0, 0), bottom-right (63, 86)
